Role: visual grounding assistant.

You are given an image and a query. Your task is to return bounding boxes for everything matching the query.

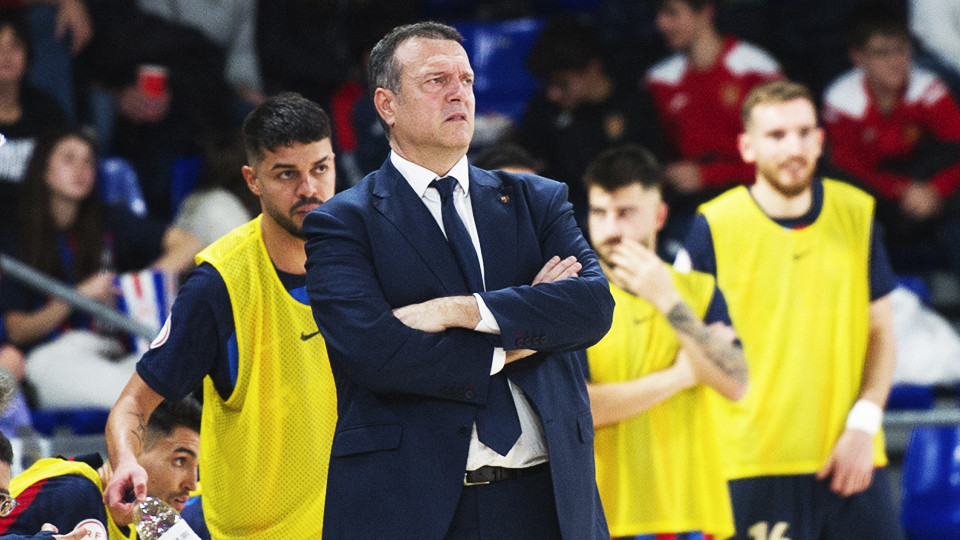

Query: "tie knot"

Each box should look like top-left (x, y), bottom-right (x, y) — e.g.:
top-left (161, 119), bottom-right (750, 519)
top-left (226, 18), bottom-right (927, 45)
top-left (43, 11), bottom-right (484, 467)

top-left (433, 176), bottom-right (458, 202)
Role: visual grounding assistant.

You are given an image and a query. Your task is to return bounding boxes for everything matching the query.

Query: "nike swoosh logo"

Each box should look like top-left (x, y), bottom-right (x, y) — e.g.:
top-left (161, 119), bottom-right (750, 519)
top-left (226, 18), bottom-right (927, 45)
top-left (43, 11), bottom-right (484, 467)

top-left (300, 330), bottom-right (321, 341)
top-left (793, 250), bottom-right (811, 260)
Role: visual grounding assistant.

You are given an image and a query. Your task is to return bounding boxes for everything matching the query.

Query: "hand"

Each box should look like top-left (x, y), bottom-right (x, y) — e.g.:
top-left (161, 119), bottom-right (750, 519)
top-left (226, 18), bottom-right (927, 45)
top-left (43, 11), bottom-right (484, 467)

top-left (505, 348), bottom-right (536, 365)
top-left (815, 428), bottom-right (875, 496)
top-left (55, 0), bottom-right (93, 55)
top-left (0, 344), bottom-right (25, 382)
top-left (392, 296), bottom-right (479, 333)
top-left (669, 349), bottom-right (697, 388)
top-left (901, 183), bottom-right (942, 220)
top-left (607, 239), bottom-right (680, 312)
top-left (665, 161), bottom-right (703, 194)
top-left (102, 459), bottom-right (148, 527)
top-left (44, 521), bottom-right (96, 539)
top-left (531, 255), bottom-right (580, 285)
top-left (117, 85), bottom-right (170, 124)
top-left (76, 272), bottom-right (117, 305)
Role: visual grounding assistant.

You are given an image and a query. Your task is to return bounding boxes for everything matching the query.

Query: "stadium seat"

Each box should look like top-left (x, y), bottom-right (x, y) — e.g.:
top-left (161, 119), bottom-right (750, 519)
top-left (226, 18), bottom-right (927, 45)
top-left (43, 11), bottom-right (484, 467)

top-left (901, 425), bottom-right (960, 538)
top-left (170, 154), bottom-right (203, 215)
top-left (98, 157), bottom-right (147, 217)
top-left (454, 18), bottom-right (545, 123)
top-left (887, 384), bottom-right (936, 410)
top-left (29, 408), bottom-right (110, 436)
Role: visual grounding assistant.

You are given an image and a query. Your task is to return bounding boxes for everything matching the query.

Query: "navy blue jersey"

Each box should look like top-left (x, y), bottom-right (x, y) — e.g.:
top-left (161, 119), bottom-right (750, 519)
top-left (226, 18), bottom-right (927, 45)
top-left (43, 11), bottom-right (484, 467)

top-left (0, 455), bottom-right (124, 538)
top-left (136, 263), bottom-right (307, 402)
top-left (682, 180), bottom-right (896, 301)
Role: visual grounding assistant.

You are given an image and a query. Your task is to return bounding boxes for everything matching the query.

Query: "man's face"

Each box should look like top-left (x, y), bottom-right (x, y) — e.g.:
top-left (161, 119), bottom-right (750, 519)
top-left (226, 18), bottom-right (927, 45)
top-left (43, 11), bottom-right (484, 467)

top-left (588, 183), bottom-right (667, 268)
top-left (739, 98), bottom-right (823, 198)
top-left (243, 139), bottom-right (336, 239)
top-left (377, 37), bottom-right (475, 156)
top-left (656, 0), bottom-right (710, 51)
top-left (139, 426), bottom-right (200, 513)
top-left (853, 34), bottom-right (912, 95)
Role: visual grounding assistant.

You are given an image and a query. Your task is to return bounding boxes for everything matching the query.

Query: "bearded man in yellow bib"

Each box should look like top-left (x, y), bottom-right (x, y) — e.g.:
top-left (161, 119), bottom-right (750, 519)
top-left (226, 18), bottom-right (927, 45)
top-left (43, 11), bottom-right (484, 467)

top-left (583, 144), bottom-right (748, 540)
top-left (102, 93), bottom-right (339, 539)
top-left (677, 80), bottom-right (903, 540)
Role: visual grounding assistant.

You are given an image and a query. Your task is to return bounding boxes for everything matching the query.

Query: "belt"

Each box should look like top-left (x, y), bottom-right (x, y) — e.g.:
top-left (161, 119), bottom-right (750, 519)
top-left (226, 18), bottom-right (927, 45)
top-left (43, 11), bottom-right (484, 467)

top-left (463, 463), bottom-right (549, 486)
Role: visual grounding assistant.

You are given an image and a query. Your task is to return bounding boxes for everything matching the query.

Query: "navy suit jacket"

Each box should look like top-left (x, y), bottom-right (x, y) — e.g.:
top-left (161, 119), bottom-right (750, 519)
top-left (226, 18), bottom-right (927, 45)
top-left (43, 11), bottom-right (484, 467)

top-left (304, 159), bottom-right (614, 539)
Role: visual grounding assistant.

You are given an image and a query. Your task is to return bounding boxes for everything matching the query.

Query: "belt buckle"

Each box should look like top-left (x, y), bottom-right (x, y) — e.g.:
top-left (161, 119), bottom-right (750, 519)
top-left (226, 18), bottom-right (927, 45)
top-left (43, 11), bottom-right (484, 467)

top-left (463, 471), bottom-right (491, 486)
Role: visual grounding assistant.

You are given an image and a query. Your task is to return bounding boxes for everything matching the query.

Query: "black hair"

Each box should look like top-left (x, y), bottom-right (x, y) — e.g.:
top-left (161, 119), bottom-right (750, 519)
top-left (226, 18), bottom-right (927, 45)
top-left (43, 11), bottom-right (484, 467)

top-left (656, 0), bottom-right (718, 11)
top-left (0, 433), bottom-right (11, 466)
top-left (583, 144), bottom-right (664, 193)
top-left (847, 2), bottom-right (909, 49)
top-left (0, 6), bottom-right (32, 67)
top-left (241, 92), bottom-right (332, 166)
top-left (144, 397), bottom-right (202, 449)
top-left (472, 143), bottom-right (538, 172)
top-left (525, 15), bottom-right (599, 80)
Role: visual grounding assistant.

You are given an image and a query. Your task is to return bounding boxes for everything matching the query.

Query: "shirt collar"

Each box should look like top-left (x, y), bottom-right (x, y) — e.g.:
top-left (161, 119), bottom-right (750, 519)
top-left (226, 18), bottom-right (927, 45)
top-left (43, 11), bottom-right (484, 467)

top-left (390, 151), bottom-right (470, 198)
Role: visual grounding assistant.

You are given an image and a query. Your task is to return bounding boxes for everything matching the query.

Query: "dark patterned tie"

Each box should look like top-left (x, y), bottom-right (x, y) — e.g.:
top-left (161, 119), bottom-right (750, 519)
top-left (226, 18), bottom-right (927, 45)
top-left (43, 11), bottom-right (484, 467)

top-left (432, 176), bottom-right (521, 455)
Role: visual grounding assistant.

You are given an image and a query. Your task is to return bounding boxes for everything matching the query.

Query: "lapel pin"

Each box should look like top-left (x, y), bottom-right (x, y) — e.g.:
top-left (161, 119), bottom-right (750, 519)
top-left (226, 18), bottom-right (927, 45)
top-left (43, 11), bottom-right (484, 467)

top-left (500, 195), bottom-right (510, 204)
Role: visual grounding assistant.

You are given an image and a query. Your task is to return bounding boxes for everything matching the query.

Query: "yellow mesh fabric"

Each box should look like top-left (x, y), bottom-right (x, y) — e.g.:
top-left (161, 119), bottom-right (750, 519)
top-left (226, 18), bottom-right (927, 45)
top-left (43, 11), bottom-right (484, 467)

top-left (588, 271), bottom-right (735, 539)
top-left (196, 217), bottom-right (337, 539)
top-left (699, 180), bottom-right (885, 479)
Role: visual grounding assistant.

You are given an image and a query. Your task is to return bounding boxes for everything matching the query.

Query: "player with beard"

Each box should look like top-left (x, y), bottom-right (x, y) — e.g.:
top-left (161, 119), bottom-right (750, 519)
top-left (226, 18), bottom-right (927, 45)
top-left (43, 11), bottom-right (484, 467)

top-left (103, 92), bottom-right (339, 539)
top-left (582, 144), bottom-right (747, 540)
top-left (677, 80), bottom-right (903, 539)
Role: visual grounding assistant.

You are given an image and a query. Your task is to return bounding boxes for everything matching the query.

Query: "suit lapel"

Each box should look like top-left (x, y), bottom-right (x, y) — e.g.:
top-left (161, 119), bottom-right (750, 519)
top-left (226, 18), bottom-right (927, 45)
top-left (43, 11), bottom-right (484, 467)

top-left (371, 160), bottom-right (467, 295)
top-left (470, 167), bottom-right (518, 291)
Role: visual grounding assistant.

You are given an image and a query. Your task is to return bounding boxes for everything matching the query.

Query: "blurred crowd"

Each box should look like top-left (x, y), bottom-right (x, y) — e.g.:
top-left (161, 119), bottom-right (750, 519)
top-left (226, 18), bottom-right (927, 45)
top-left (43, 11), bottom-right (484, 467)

top-left (0, 0), bottom-right (953, 429)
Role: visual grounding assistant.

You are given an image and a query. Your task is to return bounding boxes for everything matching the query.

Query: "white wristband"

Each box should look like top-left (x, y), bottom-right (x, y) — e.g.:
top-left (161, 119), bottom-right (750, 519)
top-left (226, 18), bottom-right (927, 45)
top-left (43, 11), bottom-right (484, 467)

top-left (845, 399), bottom-right (883, 435)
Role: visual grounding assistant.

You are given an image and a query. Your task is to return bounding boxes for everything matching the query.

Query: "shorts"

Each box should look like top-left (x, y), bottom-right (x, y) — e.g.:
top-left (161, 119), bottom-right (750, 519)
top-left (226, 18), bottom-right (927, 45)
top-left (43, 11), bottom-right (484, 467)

top-left (728, 468), bottom-right (904, 540)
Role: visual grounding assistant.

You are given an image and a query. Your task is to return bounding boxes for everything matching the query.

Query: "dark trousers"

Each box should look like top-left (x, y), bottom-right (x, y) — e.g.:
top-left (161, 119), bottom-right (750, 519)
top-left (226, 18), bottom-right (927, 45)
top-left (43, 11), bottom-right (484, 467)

top-left (444, 466), bottom-right (562, 540)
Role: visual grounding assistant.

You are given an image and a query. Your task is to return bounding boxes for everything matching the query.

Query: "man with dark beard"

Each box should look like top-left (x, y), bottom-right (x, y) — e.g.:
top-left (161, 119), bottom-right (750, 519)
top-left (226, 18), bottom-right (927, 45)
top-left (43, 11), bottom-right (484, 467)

top-left (102, 92), bottom-right (340, 539)
top-left (678, 80), bottom-right (903, 539)
top-left (582, 144), bottom-right (747, 539)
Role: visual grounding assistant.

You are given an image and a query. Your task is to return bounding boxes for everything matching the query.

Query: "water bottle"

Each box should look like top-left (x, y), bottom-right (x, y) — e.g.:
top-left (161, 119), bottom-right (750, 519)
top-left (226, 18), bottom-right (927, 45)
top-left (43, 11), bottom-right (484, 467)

top-left (132, 496), bottom-right (201, 540)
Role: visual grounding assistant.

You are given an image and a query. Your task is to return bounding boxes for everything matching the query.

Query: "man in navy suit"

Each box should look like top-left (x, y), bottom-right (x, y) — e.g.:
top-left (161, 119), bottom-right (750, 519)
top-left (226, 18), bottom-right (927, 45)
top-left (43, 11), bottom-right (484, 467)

top-left (304, 21), bottom-right (615, 540)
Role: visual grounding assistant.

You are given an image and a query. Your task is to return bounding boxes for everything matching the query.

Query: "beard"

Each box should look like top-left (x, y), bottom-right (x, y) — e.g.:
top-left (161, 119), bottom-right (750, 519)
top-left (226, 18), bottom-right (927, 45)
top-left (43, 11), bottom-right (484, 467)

top-left (264, 197), bottom-right (324, 240)
top-left (757, 158), bottom-right (813, 198)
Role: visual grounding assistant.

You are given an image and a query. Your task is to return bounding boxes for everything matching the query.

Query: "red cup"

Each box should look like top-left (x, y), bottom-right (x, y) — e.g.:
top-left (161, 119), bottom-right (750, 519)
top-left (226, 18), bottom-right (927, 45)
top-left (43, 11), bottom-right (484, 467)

top-left (137, 65), bottom-right (168, 98)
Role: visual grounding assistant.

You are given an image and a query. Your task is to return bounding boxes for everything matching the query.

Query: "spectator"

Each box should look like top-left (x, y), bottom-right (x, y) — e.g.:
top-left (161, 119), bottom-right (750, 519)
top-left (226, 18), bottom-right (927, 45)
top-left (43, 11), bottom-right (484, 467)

top-left (520, 14), bottom-right (664, 226)
top-left (0, 129), bottom-right (198, 410)
top-left (0, 6), bottom-right (67, 186)
top-left (646, 0), bottom-right (781, 249)
top-left (822, 2), bottom-right (960, 276)
top-left (172, 131), bottom-right (257, 252)
top-left (76, 0), bottom-right (238, 219)
top-left (583, 144), bottom-right (747, 539)
top-left (471, 142), bottom-right (539, 174)
top-left (136, 0), bottom-right (265, 117)
top-left (0, 398), bottom-right (200, 539)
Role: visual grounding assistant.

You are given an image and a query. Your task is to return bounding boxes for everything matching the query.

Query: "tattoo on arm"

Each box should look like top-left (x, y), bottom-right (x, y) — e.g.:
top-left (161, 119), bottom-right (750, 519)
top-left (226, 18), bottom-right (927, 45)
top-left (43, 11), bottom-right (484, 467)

top-left (666, 302), bottom-right (748, 386)
top-left (129, 412), bottom-right (148, 450)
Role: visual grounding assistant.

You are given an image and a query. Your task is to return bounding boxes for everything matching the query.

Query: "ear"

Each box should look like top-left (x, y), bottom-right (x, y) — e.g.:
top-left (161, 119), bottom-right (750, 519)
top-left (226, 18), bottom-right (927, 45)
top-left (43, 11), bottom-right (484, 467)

top-left (374, 87), bottom-right (398, 131)
top-left (655, 200), bottom-right (669, 232)
top-left (737, 132), bottom-right (755, 164)
top-left (242, 165), bottom-right (260, 196)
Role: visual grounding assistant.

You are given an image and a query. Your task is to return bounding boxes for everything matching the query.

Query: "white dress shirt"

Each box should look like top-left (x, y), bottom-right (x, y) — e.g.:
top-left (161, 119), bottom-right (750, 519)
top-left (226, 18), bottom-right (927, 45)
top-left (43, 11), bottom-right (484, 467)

top-left (390, 151), bottom-right (549, 470)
